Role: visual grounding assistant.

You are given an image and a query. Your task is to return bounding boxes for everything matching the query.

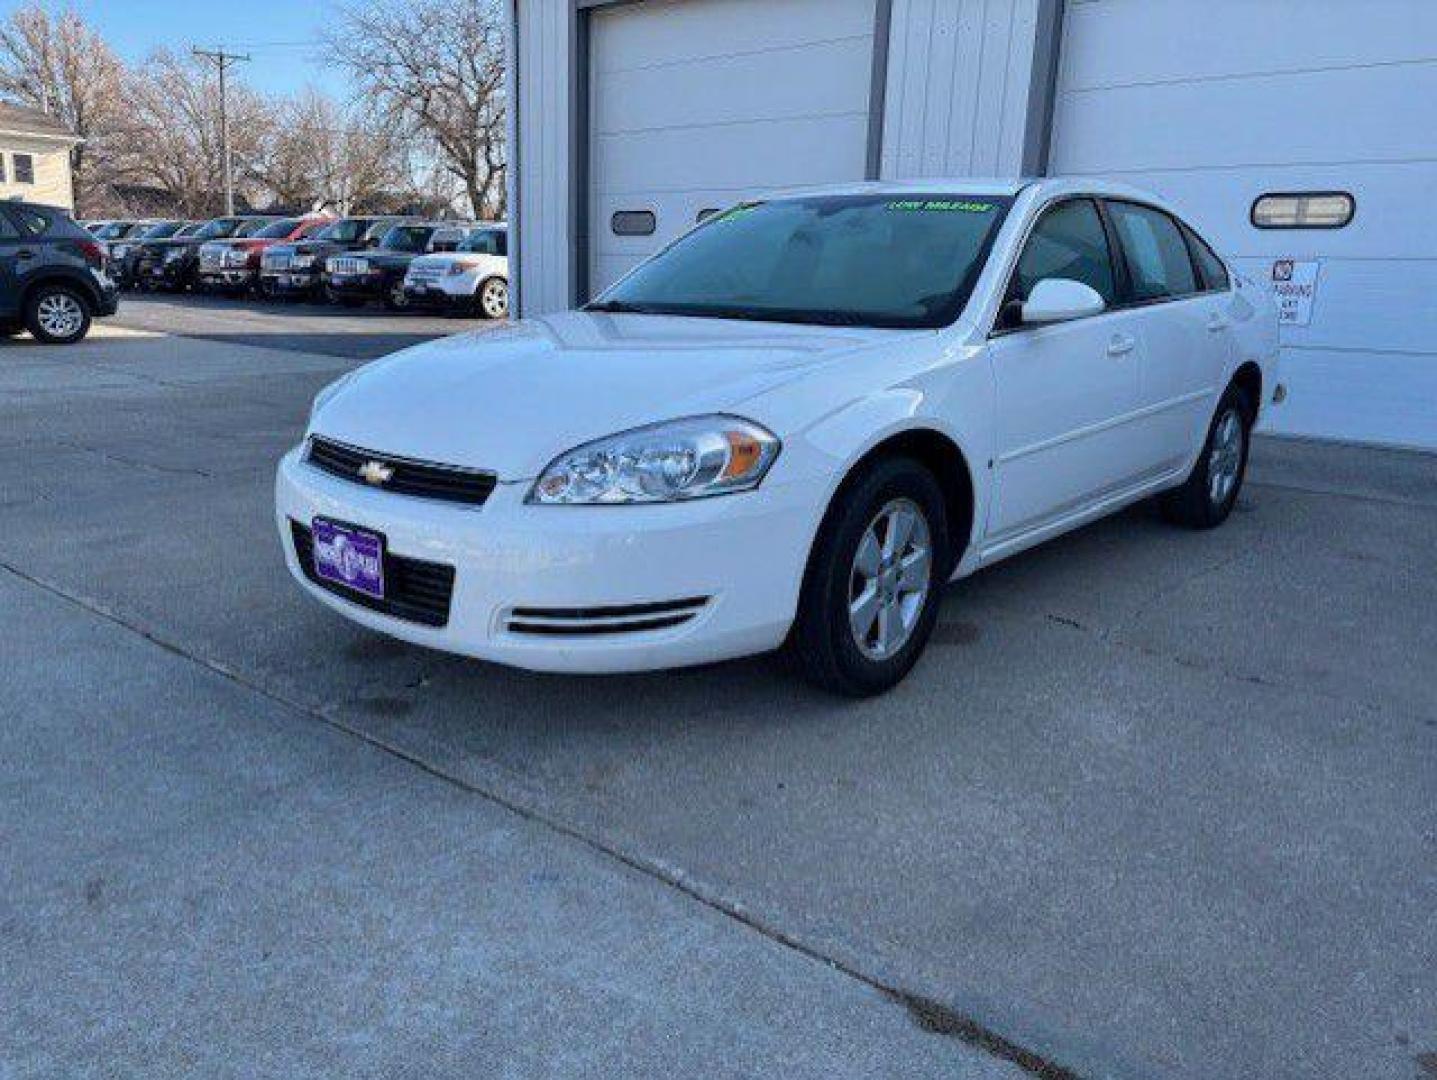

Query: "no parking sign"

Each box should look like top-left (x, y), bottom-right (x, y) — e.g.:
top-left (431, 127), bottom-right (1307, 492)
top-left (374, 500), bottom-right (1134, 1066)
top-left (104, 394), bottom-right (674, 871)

top-left (1270, 259), bottom-right (1320, 327)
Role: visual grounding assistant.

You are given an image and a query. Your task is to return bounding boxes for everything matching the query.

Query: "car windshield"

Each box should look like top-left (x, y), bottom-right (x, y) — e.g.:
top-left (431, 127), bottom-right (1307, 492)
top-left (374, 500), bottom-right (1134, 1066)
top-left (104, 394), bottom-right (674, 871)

top-left (380, 225), bottom-right (433, 253)
top-left (591, 194), bottom-right (1013, 329)
top-left (459, 228), bottom-right (505, 254)
top-left (195, 218), bottom-right (243, 239)
top-left (254, 218), bottom-right (301, 239)
top-left (236, 218), bottom-right (280, 238)
top-left (318, 219), bottom-right (367, 243)
top-left (95, 222), bottom-right (132, 239)
top-left (139, 222), bottom-right (183, 239)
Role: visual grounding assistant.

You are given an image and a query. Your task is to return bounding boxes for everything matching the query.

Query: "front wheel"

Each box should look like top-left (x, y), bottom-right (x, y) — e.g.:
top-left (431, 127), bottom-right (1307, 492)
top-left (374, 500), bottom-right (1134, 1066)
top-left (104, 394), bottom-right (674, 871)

top-left (1159, 385), bottom-right (1253, 529)
top-left (788, 457), bottom-right (949, 697)
top-left (25, 285), bottom-right (92, 344)
top-left (477, 276), bottom-right (509, 320)
top-left (383, 282), bottom-right (411, 311)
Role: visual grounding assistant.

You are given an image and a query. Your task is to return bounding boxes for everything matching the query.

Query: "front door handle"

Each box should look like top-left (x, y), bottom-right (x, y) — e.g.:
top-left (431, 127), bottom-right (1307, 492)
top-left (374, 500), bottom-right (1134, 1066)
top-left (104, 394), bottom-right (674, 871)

top-left (1107, 334), bottom-right (1136, 357)
top-left (1207, 314), bottom-right (1229, 332)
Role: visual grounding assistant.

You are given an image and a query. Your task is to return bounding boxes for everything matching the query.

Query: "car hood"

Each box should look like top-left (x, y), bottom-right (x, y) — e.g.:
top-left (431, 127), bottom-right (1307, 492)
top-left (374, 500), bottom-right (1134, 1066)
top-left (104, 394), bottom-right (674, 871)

top-left (310, 310), bottom-right (899, 481)
top-left (361, 251), bottom-right (421, 269)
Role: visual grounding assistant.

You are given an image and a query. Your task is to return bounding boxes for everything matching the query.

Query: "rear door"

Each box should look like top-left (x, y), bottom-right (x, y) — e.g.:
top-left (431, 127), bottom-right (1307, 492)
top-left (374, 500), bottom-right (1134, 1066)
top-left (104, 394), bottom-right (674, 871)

top-left (1103, 200), bottom-right (1225, 475)
top-left (986, 197), bottom-right (1145, 541)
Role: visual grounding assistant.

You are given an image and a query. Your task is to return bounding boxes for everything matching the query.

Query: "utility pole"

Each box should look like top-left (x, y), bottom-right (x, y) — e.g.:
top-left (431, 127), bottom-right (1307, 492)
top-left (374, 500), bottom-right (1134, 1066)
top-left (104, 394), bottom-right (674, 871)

top-left (192, 46), bottom-right (251, 216)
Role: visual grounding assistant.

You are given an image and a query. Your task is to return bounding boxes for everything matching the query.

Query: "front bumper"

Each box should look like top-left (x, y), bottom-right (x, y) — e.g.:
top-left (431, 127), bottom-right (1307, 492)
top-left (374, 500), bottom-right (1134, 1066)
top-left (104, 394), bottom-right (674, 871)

top-left (199, 268), bottom-right (257, 289)
top-left (260, 269), bottom-right (320, 295)
top-left (324, 273), bottom-right (386, 300)
top-left (275, 445), bottom-right (816, 673)
top-left (402, 281), bottom-right (472, 310)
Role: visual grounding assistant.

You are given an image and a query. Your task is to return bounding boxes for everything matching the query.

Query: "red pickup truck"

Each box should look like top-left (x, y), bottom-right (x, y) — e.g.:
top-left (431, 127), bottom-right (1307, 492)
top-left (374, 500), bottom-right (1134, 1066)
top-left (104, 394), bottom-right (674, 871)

top-left (197, 215), bottom-right (334, 294)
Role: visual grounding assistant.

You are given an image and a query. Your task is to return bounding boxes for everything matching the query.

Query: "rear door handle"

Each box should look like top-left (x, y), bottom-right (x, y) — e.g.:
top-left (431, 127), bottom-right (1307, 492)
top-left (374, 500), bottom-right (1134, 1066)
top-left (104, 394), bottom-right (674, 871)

top-left (1107, 334), bottom-right (1136, 357)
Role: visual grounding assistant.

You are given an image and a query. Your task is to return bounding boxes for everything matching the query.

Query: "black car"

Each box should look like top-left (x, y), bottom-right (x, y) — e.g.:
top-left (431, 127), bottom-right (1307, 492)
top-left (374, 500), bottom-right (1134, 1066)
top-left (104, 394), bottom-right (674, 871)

top-left (109, 220), bottom-right (197, 289)
top-left (0, 201), bottom-right (119, 344)
top-left (135, 215), bottom-right (275, 293)
top-left (322, 222), bottom-right (471, 309)
top-left (259, 216), bottom-right (413, 301)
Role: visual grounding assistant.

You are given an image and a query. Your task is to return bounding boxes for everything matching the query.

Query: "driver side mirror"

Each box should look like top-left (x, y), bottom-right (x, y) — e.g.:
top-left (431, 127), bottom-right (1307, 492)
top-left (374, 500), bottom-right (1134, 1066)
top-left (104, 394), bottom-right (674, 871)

top-left (1020, 278), bottom-right (1106, 325)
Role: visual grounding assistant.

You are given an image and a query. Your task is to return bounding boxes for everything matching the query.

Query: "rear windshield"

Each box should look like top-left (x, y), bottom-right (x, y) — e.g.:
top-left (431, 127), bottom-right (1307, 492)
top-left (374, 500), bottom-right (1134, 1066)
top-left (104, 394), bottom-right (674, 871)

top-left (591, 194), bottom-right (1012, 329)
top-left (459, 228), bottom-right (506, 255)
top-left (95, 222), bottom-right (132, 239)
top-left (379, 225), bottom-right (433, 253)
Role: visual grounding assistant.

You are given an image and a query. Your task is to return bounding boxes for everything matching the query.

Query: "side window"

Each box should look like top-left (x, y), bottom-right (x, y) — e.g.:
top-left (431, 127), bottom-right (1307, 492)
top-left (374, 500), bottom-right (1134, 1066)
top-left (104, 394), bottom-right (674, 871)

top-left (1181, 222), bottom-right (1230, 292)
top-left (10, 207), bottom-right (50, 236)
top-left (494, 231), bottom-right (507, 257)
top-left (1106, 201), bottom-right (1198, 302)
top-left (0, 212), bottom-right (19, 240)
top-left (0, 155), bottom-right (7, 183)
top-left (13, 153), bottom-right (34, 184)
top-left (1011, 198), bottom-right (1117, 306)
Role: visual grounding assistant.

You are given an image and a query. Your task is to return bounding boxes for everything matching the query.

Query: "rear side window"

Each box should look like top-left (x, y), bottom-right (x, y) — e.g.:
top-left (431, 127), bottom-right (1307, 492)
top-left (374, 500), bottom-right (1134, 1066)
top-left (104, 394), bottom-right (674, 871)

top-left (1106, 201), bottom-right (1198, 302)
top-left (8, 207), bottom-right (51, 236)
top-left (1181, 223), bottom-right (1230, 292)
top-left (1011, 198), bottom-right (1117, 305)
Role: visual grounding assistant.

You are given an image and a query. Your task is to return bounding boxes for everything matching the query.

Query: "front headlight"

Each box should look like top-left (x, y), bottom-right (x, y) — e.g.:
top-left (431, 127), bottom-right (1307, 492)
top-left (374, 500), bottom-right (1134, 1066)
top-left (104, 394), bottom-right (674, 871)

top-left (528, 415), bottom-right (780, 505)
top-left (447, 260), bottom-right (480, 275)
top-left (112, 244), bottom-right (130, 259)
top-left (291, 253), bottom-right (314, 269)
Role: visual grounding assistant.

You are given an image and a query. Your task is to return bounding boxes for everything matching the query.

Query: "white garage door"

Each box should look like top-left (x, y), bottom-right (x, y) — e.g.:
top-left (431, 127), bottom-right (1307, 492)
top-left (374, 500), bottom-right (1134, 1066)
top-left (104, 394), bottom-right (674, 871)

top-left (1050, 0), bottom-right (1437, 450)
top-left (588, 0), bottom-right (877, 295)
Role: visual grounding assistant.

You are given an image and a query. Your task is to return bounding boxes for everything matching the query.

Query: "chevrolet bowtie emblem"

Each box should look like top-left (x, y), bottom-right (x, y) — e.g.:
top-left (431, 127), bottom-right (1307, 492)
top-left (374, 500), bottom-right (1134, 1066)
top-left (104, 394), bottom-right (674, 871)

top-left (358, 460), bottom-right (394, 486)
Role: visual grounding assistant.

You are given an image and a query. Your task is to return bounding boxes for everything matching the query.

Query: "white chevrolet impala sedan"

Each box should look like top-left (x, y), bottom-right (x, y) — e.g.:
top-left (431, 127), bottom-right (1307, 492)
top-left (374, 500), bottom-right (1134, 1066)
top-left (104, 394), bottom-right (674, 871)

top-left (277, 179), bottom-right (1280, 695)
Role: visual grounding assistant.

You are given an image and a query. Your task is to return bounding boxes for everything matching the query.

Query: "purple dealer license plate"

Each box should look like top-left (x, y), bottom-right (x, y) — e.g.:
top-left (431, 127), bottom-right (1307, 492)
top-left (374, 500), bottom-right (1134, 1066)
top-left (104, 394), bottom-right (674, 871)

top-left (312, 518), bottom-right (385, 599)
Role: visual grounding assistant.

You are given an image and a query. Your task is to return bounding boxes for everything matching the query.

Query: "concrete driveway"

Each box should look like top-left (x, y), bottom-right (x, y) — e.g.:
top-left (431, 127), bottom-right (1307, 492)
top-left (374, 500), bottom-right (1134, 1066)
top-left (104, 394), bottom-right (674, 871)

top-left (2, 306), bottom-right (1433, 1079)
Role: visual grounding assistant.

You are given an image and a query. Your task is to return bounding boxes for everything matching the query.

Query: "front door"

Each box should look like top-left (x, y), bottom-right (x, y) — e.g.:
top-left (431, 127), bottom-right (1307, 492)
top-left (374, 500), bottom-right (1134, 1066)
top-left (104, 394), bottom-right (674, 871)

top-left (985, 198), bottom-right (1145, 541)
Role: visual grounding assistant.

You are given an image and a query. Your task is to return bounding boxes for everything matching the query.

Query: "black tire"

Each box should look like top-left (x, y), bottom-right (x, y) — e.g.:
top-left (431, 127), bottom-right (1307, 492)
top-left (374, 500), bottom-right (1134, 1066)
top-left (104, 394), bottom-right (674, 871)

top-left (477, 276), bottom-right (509, 320)
top-left (789, 456), bottom-right (950, 697)
top-left (1158, 384), bottom-right (1253, 529)
top-left (24, 284), bottom-right (92, 345)
top-left (382, 282), bottom-right (410, 312)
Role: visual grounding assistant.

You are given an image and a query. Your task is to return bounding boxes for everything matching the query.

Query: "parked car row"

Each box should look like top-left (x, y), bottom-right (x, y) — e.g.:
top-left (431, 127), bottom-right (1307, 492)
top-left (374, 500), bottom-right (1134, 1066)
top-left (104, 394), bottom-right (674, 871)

top-left (95, 213), bottom-right (510, 319)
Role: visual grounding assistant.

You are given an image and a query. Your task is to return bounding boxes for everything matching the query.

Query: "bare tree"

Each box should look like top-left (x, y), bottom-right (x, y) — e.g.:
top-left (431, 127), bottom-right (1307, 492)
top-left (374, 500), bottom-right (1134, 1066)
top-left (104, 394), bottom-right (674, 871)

top-left (119, 49), bottom-right (275, 217)
top-left (256, 89), bottom-right (411, 214)
top-left (0, 3), bottom-right (127, 213)
top-left (326, 0), bottom-right (506, 219)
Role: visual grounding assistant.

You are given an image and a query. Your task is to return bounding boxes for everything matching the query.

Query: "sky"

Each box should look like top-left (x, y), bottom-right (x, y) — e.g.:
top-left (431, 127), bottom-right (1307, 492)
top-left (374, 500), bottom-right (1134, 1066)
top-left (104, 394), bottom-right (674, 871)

top-left (0, 0), bottom-right (348, 97)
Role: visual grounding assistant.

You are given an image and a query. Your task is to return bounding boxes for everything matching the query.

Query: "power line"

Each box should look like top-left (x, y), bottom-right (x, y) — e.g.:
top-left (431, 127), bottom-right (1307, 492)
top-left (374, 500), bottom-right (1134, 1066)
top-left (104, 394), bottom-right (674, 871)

top-left (192, 46), bottom-right (251, 216)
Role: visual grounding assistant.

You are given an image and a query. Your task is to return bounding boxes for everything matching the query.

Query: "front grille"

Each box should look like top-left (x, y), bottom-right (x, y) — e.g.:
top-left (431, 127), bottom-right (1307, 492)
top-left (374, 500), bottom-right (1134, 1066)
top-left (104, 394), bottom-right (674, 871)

top-left (306, 436), bottom-right (497, 506)
top-left (290, 520), bottom-right (455, 627)
top-left (330, 256), bottom-right (366, 275)
top-left (199, 246), bottom-right (222, 270)
top-left (262, 252), bottom-right (291, 271)
top-left (506, 597), bottom-right (710, 637)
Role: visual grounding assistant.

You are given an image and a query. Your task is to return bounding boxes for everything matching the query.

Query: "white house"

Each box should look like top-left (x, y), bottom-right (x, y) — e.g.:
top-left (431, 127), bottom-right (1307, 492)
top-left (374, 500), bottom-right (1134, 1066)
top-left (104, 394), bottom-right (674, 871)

top-left (0, 100), bottom-right (79, 210)
top-left (504, 0), bottom-right (1437, 449)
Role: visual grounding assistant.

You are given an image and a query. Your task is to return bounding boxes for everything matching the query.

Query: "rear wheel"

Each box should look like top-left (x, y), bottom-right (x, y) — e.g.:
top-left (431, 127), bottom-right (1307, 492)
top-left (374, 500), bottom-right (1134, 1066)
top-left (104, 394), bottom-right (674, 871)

top-left (477, 276), bottom-right (509, 319)
top-left (1159, 384), bottom-right (1253, 529)
top-left (789, 457), bottom-right (949, 696)
top-left (25, 285), bottom-right (92, 345)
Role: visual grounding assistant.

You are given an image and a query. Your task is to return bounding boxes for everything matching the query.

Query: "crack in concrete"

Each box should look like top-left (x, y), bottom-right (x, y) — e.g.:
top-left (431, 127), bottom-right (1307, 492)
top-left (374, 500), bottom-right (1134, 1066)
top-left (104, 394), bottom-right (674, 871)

top-left (0, 557), bottom-right (1085, 1080)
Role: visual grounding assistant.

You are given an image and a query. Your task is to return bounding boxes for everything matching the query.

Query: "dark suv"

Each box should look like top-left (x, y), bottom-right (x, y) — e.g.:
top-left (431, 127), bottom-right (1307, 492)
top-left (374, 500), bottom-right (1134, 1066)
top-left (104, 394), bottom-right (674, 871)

top-left (259, 216), bottom-right (412, 301)
top-left (135, 215), bottom-right (277, 293)
top-left (0, 201), bottom-right (118, 344)
top-left (109, 220), bottom-right (198, 289)
top-left (322, 221), bottom-right (471, 309)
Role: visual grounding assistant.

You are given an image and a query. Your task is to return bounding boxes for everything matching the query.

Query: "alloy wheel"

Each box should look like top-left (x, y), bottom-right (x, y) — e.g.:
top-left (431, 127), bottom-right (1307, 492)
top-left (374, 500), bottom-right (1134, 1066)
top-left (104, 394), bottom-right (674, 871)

top-left (481, 278), bottom-right (509, 319)
top-left (1209, 408), bottom-right (1244, 506)
top-left (36, 293), bottom-right (84, 340)
top-left (848, 498), bottom-right (932, 660)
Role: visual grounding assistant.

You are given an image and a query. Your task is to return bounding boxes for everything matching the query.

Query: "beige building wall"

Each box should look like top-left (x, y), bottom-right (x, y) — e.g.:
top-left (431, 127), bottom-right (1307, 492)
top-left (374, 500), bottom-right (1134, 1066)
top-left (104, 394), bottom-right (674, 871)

top-left (0, 134), bottom-right (75, 209)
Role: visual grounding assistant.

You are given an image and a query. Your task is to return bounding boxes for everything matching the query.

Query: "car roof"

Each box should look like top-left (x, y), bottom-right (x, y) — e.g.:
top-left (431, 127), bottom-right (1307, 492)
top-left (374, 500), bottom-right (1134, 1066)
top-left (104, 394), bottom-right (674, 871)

top-left (752, 176), bottom-right (1176, 208)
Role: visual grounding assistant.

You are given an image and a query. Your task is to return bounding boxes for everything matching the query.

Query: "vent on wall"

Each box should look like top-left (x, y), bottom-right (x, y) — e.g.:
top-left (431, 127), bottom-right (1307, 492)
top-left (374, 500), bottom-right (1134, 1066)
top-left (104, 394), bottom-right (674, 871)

top-left (1251, 192), bottom-right (1354, 230)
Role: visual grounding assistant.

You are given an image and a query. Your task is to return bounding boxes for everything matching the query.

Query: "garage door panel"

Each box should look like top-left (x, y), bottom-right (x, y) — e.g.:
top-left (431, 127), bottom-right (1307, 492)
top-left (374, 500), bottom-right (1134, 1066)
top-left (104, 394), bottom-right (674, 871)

top-left (1062, 0), bottom-right (1437, 91)
top-left (595, 114), bottom-right (869, 193)
top-left (595, 0), bottom-right (875, 72)
top-left (1053, 61), bottom-right (1437, 174)
top-left (594, 36), bottom-right (873, 136)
